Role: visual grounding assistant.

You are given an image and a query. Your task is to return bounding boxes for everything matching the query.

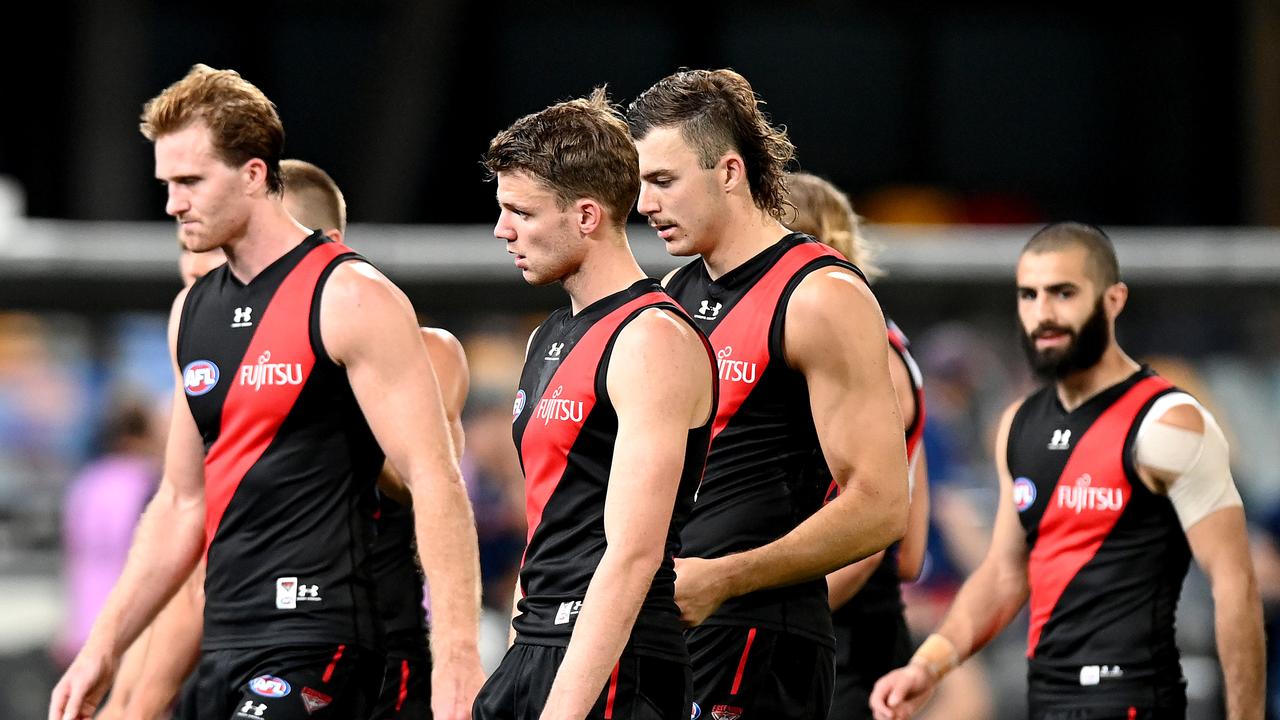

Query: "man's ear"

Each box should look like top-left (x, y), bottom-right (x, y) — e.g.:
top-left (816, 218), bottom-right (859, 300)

top-left (576, 197), bottom-right (604, 236)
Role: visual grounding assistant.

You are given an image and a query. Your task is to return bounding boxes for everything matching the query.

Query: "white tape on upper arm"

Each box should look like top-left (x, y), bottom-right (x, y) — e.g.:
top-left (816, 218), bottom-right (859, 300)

top-left (1135, 393), bottom-right (1242, 529)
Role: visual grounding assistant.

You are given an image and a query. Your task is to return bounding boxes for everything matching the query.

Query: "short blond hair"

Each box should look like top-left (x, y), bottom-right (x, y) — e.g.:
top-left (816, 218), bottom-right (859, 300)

top-left (281, 159), bottom-right (346, 232)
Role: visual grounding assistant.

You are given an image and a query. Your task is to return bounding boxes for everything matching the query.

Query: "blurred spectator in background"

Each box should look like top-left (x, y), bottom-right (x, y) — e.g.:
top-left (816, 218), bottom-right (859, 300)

top-left (902, 323), bottom-right (1017, 720)
top-left (52, 395), bottom-right (161, 666)
top-left (0, 313), bottom-right (93, 545)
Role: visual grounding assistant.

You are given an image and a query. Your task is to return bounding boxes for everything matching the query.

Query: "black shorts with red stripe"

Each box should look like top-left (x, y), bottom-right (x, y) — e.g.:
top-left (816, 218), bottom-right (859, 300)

top-left (370, 651), bottom-right (432, 719)
top-left (687, 625), bottom-right (834, 720)
top-left (1027, 663), bottom-right (1187, 720)
top-left (191, 643), bottom-right (382, 720)
top-left (1028, 702), bottom-right (1187, 720)
top-left (473, 644), bottom-right (690, 720)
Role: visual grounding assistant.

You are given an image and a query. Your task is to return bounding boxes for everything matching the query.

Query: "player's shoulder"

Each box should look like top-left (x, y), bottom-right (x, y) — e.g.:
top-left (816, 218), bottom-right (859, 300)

top-left (420, 326), bottom-right (462, 351)
top-left (321, 259), bottom-right (407, 312)
top-left (1142, 389), bottom-right (1206, 433)
top-left (618, 305), bottom-right (701, 350)
top-left (789, 259), bottom-right (874, 313)
top-left (995, 396), bottom-right (1035, 444)
top-left (420, 326), bottom-right (467, 367)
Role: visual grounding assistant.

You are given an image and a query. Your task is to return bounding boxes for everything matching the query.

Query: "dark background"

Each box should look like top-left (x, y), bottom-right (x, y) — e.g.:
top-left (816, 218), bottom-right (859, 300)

top-left (4, 1), bottom-right (1275, 227)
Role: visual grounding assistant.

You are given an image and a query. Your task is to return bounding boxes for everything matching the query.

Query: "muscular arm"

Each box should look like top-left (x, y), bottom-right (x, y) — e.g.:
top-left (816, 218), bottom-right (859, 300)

top-left (376, 327), bottom-right (470, 505)
top-left (1187, 509), bottom-right (1264, 720)
top-left (421, 328), bottom-right (469, 456)
top-left (50, 290), bottom-right (208, 720)
top-left (871, 402), bottom-right (1030, 720)
top-left (1139, 402), bottom-right (1262, 720)
top-left (320, 263), bottom-right (483, 720)
top-left (540, 310), bottom-right (713, 720)
top-left (679, 269), bottom-right (908, 622)
top-left (828, 345), bottom-right (929, 609)
top-left (923, 404), bottom-right (1029, 661)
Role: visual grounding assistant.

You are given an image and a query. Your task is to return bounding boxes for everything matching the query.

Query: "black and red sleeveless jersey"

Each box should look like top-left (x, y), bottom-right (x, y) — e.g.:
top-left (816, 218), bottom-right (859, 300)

top-left (1008, 367), bottom-right (1190, 703)
top-left (664, 232), bottom-right (865, 646)
top-left (830, 318), bottom-right (926, 621)
top-left (177, 232), bottom-right (383, 650)
top-left (511, 279), bottom-right (715, 661)
top-left (370, 495), bottom-right (428, 659)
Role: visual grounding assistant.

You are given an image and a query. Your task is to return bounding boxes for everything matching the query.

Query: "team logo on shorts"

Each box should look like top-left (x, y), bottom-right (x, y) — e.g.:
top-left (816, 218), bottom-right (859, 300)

top-left (248, 674), bottom-right (291, 698)
top-left (513, 389), bottom-right (526, 420)
top-left (183, 360), bottom-right (220, 396)
top-left (691, 702), bottom-right (702, 719)
top-left (301, 687), bottom-right (332, 714)
top-left (1013, 477), bottom-right (1037, 512)
top-left (711, 705), bottom-right (743, 720)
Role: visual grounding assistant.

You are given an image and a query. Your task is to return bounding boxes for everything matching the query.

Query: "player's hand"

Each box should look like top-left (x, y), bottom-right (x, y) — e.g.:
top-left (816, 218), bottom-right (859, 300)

top-left (431, 646), bottom-right (486, 720)
top-left (48, 647), bottom-right (114, 720)
top-left (673, 556), bottom-right (732, 627)
top-left (869, 663), bottom-right (937, 720)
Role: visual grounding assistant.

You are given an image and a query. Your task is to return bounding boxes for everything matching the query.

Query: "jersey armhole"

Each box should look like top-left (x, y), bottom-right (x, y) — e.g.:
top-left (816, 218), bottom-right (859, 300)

top-left (889, 341), bottom-right (925, 444)
top-left (769, 256), bottom-right (866, 367)
top-left (308, 252), bottom-right (364, 367)
top-left (174, 283), bottom-right (200, 370)
top-left (1005, 396), bottom-right (1035, 480)
top-left (595, 301), bottom-right (685, 413)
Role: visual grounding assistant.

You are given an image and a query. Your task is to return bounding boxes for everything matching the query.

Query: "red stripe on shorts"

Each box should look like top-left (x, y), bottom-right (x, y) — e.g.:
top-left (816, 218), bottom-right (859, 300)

top-left (322, 644), bottom-right (346, 684)
top-left (396, 659), bottom-right (410, 712)
top-left (730, 627), bottom-right (757, 695)
top-left (604, 660), bottom-right (621, 718)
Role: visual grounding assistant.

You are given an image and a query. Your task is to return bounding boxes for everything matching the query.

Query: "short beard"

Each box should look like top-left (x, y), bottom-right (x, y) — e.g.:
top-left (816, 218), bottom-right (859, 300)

top-left (1020, 296), bottom-right (1110, 381)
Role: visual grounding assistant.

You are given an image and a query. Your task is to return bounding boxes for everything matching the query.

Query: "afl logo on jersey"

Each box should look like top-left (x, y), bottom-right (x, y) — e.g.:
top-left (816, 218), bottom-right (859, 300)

top-left (691, 702), bottom-right (702, 719)
top-left (513, 389), bottom-right (526, 420)
top-left (248, 674), bottom-right (291, 698)
top-left (182, 360), bottom-right (220, 396)
top-left (1013, 477), bottom-right (1037, 512)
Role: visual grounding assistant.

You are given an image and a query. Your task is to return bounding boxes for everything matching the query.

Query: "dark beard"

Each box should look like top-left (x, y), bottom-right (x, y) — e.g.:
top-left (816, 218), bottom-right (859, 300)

top-left (1019, 296), bottom-right (1110, 381)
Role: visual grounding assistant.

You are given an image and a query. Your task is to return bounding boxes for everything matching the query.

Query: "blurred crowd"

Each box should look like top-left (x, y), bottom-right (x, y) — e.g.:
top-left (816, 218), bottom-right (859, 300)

top-left (1, 283), bottom-right (1279, 717)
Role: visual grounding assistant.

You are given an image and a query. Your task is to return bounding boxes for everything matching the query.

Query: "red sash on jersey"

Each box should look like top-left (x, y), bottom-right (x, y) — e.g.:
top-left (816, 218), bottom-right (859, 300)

top-left (1025, 375), bottom-right (1173, 657)
top-left (202, 241), bottom-right (353, 557)
top-left (707, 242), bottom-right (842, 440)
top-left (520, 292), bottom-right (670, 549)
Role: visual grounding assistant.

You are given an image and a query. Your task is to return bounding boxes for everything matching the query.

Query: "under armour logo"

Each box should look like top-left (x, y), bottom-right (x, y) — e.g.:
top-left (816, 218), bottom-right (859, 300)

top-left (1048, 429), bottom-right (1072, 450)
top-left (232, 306), bottom-right (253, 328)
top-left (546, 342), bottom-right (565, 360)
top-left (298, 584), bottom-right (319, 599)
top-left (695, 300), bottom-right (723, 320)
top-left (239, 701), bottom-right (266, 717)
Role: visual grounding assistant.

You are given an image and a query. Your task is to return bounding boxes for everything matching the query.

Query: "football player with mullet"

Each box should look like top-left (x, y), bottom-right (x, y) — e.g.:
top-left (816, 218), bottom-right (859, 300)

top-left (49, 65), bottom-right (484, 720)
top-left (871, 223), bottom-right (1263, 720)
top-left (785, 172), bottom-right (931, 720)
top-left (475, 88), bottom-right (717, 720)
top-left (627, 69), bottom-right (909, 720)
